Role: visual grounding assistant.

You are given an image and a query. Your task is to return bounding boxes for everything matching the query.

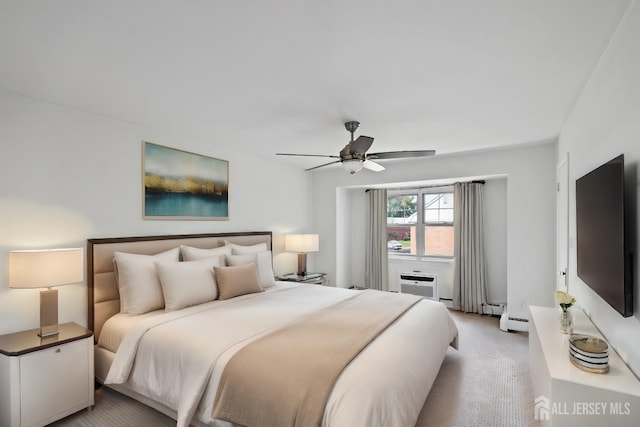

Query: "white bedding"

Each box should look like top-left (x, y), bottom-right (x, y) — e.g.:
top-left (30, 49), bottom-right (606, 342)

top-left (101, 283), bottom-right (458, 427)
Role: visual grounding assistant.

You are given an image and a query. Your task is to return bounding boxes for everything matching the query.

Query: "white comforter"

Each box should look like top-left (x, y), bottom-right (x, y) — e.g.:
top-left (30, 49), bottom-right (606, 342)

top-left (103, 283), bottom-right (458, 427)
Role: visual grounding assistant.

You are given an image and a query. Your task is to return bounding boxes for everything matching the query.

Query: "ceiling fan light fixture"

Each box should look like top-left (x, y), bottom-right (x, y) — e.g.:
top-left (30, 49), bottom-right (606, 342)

top-left (275, 120), bottom-right (435, 173)
top-left (342, 159), bottom-right (363, 174)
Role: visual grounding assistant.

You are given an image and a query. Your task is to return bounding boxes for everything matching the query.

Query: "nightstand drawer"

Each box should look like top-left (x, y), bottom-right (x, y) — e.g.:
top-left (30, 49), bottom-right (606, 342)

top-left (19, 338), bottom-right (91, 427)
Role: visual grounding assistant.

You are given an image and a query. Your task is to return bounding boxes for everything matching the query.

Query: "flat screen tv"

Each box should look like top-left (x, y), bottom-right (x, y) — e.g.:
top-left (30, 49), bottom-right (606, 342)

top-left (576, 154), bottom-right (632, 317)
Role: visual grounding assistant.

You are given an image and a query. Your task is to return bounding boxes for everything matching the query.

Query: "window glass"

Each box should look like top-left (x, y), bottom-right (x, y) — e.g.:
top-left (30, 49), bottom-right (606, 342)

top-left (424, 193), bottom-right (454, 222)
top-left (387, 194), bottom-right (417, 223)
top-left (424, 225), bottom-right (454, 256)
top-left (424, 209), bottom-right (440, 222)
top-left (387, 226), bottom-right (416, 254)
top-left (387, 194), bottom-right (417, 254)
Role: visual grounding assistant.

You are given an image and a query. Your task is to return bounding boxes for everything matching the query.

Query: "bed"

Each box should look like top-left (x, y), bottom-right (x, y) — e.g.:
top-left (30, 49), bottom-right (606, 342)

top-left (88, 231), bottom-right (458, 427)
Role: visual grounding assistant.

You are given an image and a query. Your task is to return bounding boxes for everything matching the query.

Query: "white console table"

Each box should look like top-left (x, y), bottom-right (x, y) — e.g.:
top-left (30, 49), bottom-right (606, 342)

top-left (529, 306), bottom-right (640, 426)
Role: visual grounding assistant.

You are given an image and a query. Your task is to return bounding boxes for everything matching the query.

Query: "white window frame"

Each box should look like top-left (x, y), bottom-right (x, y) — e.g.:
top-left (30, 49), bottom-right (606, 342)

top-left (387, 186), bottom-right (454, 258)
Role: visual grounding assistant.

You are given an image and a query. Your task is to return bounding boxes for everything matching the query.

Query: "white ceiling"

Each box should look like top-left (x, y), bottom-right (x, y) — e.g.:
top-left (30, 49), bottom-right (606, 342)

top-left (0, 1), bottom-right (631, 170)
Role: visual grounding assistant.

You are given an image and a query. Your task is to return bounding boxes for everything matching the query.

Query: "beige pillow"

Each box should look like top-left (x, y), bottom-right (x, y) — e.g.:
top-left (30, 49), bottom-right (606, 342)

top-left (226, 252), bottom-right (276, 288)
top-left (224, 241), bottom-right (268, 255)
top-left (155, 257), bottom-right (220, 311)
top-left (214, 263), bottom-right (263, 300)
top-left (180, 245), bottom-right (231, 262)
top-left (113, 247), bottom-right (180, 314)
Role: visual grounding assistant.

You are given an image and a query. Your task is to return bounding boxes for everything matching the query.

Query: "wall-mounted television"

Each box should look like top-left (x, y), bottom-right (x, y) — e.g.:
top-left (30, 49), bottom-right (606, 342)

top-left (576, 154), bottom-right (632, 317)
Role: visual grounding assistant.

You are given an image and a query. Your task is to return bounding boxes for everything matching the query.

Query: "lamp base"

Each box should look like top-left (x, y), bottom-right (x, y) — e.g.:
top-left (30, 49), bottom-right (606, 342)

top-left (38, 288), bottom-right (59, 338)
top-left (297, 253), bottom-right (308, 276)
top-left (38, 325), bottom-right (60, 338)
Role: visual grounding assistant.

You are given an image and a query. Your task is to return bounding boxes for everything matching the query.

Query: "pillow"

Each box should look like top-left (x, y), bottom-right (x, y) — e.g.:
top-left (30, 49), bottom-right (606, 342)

top-left (180, 245), bottom-right (231, 262)
top-left (225, 240), bottom-right (268, 255)
top-left (214, 263), bottom-right (263, 300)
top-left (155, 257), bottom-right (220, 311)
top-left (226, 251), bottom-right (277, 288)
top-left (113, 247), bottom-right (180, 315)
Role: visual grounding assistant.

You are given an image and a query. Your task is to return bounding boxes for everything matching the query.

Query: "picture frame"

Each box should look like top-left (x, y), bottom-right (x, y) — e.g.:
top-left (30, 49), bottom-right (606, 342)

top-left (142, 141), bottom-right (229, 220)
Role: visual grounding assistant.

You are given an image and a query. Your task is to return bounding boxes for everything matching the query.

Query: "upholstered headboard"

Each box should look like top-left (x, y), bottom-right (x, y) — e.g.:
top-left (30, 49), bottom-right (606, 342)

top-left (87, 231), bottom-right (272, 342)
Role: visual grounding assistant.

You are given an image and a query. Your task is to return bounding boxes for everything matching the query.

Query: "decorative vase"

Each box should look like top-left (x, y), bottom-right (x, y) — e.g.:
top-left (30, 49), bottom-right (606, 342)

top-left (560, 310), bottom-right (573, 334)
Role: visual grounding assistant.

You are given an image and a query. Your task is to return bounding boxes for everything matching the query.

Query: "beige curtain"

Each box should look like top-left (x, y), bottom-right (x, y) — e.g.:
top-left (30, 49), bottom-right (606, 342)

top-left (452, 182), bottom-right (488, 313)
top-left (365, 189), bottom-right (388, 291)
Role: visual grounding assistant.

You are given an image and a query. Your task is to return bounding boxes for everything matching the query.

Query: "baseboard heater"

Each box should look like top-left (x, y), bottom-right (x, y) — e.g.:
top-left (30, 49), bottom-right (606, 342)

top-left (439, 297), bottom-right (453, 308)
top-left (482, 303), bottom-right (505, 316)
top-left (499, 311), bottom-right (529, 332)
top-left (400, 272), bottom-right (437, 300)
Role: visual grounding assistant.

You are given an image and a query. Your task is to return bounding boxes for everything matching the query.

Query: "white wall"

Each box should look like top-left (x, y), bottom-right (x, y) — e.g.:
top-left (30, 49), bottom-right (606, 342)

top-left (334, 187), bottom-right (357, 288)
top-left (335, 187), bottom-right (367, 288)
top-left (0, 90), bottom-right (313, 335)
top-left (312, 142), bottom-right (556, 321)
top-left (558, 0), bottom-right (640, 376)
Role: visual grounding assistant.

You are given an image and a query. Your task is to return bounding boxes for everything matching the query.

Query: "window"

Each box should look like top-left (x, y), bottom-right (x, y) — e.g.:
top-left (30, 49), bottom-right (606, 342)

top-left (387, 188), bottom-right (454, 257)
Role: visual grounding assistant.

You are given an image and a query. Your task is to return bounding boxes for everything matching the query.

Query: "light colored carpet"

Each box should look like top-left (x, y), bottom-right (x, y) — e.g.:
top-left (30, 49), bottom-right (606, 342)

top-left (417, 311), bottom-right (538, 427)
top-left (52, 311), bottom-right (537, 427)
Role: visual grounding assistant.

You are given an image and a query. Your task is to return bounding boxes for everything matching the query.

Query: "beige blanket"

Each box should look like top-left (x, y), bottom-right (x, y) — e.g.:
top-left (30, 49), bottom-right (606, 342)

top-left (212, 289), bottom-right (421, 427)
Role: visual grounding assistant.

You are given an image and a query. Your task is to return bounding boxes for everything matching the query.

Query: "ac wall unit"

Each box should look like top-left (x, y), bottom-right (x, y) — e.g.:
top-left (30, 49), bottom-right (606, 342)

top-left (400, 272), bottom-right (437, 300)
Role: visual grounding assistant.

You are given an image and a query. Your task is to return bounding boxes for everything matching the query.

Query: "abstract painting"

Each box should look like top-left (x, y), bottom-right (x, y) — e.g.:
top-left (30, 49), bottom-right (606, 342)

top-left (142, 141), bottom-right (229, 220)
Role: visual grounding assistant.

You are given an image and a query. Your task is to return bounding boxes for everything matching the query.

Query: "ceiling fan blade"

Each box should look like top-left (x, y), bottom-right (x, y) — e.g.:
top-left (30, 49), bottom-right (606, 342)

top-left (350, 136), bottom-right (374, 155)
top-left (367, 150), bottom-right (436, 160)
top-left (276, 153), bottom-right (340, 159)
top-left (362, 160), bottom-right (385, 172)
top-left (305, 160), bottom-right (341, 171)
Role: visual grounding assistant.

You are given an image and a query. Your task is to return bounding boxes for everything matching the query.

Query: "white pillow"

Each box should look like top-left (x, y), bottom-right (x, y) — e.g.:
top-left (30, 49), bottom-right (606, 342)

top-left (225, 241), bottom-right (268, 255)
top-left (180, 245), bottom-right (231, 262)
top-left (113, 248), bottom-right (180, 315)
top-left (155, 257), bottom-right (220, 311)
top-left (226, 251), bottom-right (277, 288)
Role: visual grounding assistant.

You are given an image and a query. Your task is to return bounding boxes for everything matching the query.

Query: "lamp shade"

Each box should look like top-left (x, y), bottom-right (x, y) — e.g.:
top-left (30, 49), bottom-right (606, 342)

top-left (9, 248), bottom-right (83, 288)
top-left (285, 234), bottom-right (319, 253)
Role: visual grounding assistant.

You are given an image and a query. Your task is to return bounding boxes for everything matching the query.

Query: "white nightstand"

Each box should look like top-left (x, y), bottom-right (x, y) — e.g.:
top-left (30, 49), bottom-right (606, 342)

top-left (0, 322), bottom-right (94, 427)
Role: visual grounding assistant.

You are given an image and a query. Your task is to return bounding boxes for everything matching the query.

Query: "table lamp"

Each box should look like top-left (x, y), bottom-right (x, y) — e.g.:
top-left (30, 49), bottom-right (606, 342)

top-left (285, 234), bottom-right (319, 276)
top-left (9, 248), bottom-right (83, 338)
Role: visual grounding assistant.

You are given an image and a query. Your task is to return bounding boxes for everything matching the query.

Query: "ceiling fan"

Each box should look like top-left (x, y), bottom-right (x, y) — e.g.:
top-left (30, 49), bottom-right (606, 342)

top-left (276, 121), bottom-right (436, 174)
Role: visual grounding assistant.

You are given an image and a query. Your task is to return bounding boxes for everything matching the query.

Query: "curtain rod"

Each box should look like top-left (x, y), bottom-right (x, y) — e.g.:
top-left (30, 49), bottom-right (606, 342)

top-left (365, 180), bottom-right (484, 192)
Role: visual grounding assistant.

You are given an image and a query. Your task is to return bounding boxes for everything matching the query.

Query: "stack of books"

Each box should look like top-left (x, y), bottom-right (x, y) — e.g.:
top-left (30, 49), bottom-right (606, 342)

top-left (569, 334), bottom-right (609, 374)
